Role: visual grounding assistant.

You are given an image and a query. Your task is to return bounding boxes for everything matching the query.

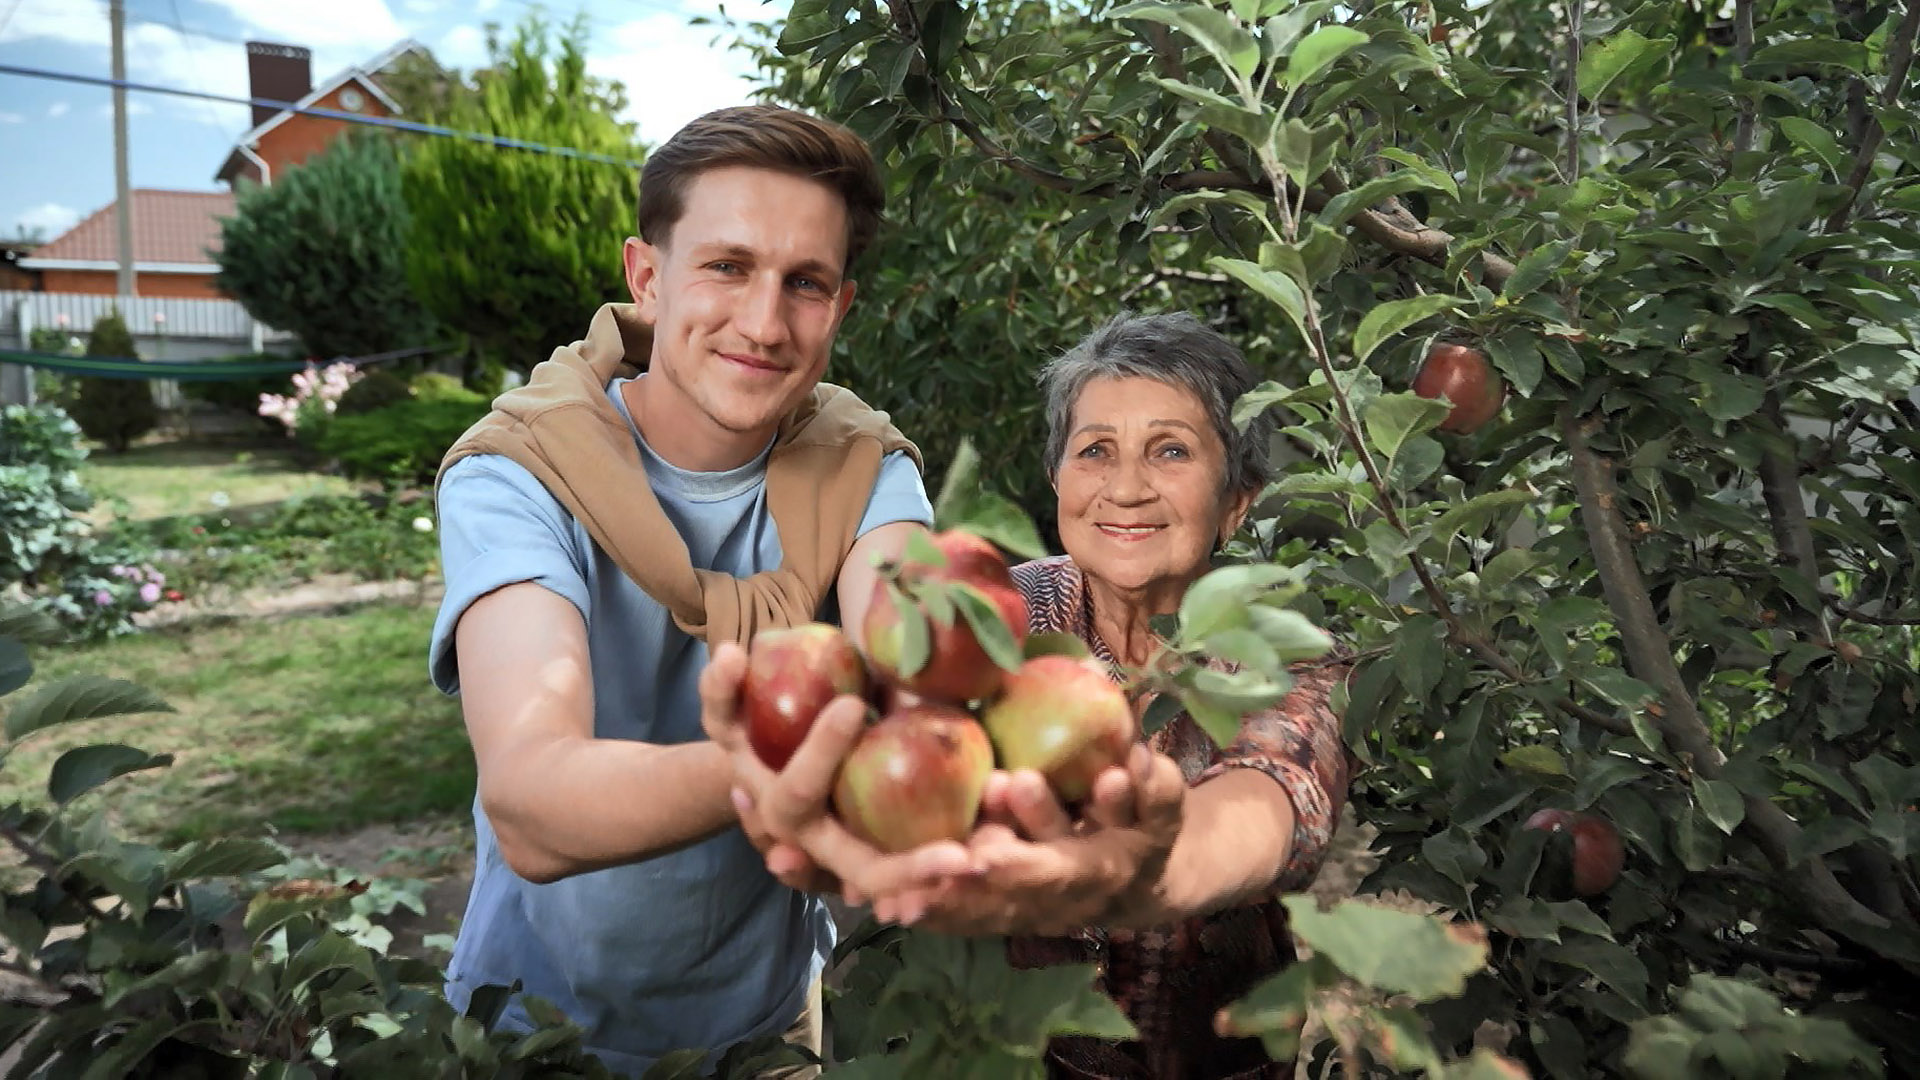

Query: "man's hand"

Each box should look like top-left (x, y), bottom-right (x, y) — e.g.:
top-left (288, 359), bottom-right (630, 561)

top-left (868, 745), bottom-right (1189, 936)
top-left (700, 642), bottom-right (984, 899)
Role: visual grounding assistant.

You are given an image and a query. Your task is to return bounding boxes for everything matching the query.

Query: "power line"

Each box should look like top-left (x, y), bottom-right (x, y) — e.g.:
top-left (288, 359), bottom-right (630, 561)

top-left (0, 61), bottom-right (646, 167)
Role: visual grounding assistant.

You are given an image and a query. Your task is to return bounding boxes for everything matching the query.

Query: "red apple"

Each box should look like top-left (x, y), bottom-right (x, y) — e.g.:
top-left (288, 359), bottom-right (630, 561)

top-left (980, 655), bottom-right (1136, 803)
top-left (740, 622), bottom-right (868, 770)
top-left (1412, 342), bottom-right (1506, 434)
top-left (1524, 808), bottom-right (1625, 897)
top-left (831, 704), bottom-right (994, 853)
top-left (863, 530), bottom-right (1030, 704)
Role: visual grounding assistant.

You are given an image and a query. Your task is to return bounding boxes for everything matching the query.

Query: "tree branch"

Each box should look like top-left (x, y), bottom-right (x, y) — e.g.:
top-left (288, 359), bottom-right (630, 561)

top-left (1827, 598), bottom-right (1920, 626)
top-left (1733, 0), bottom-right (1756, 154)
top-left (1825, 0), bottom-right (1920, 232)
top-left (1757, 395), bottom-right (1825, 638)
top-left (1566, 0), bottom-right (1583, 183)
top-left (1562, 410), bottom-right (1896, 940)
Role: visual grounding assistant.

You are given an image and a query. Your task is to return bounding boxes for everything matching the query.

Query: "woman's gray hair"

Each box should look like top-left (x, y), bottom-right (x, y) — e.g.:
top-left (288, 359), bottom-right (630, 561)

top-left (1038, 311), bottom-right (1273, 495)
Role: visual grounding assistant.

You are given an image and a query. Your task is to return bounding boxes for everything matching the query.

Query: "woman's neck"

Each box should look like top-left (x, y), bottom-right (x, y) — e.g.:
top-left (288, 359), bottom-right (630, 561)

top-left (1084, 572), bottom-right (1192, 668)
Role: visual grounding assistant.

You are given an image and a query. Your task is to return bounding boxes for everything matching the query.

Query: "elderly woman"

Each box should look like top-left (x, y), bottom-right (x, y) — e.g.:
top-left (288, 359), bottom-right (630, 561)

top-left (703, 311), bottom-right (1350, 1079)
top-left (991, 311), bottom-right (1351, 1078)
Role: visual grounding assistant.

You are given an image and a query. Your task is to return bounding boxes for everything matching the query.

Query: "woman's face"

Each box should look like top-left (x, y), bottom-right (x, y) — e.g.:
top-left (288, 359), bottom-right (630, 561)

top-left (1054, 376), bottom-right (1252, 597)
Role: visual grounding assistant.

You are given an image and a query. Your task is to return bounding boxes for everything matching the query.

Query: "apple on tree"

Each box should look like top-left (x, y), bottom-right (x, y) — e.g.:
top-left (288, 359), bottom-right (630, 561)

top-left (1412, 342), bottom-right (1506, 434)
top-left (1523, 808), bottom-right (1625, 897)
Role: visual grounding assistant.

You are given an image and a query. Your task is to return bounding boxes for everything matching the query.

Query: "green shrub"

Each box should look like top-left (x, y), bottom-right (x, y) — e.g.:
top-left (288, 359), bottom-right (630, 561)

top-left (334, 368), bottom-right (415, 416)
top-left (316, 396), bottom-right (488, 484)
top-left (409, 370), bottom-right (484, 405)
top-left (0, 404), bottom-right (163, 638)
top-left (65, 312), bottom-right (157, 453)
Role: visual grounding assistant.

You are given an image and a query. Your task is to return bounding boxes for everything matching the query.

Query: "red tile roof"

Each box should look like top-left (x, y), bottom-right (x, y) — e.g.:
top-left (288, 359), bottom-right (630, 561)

top-left (31, 189), bottom-right (235, 266)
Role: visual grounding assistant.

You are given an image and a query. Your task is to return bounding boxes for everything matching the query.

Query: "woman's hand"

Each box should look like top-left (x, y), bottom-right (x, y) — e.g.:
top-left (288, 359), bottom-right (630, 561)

top-left (870, 745), bottom-right (1189, 936)
top-left (699, 643), bottom-right (984, 899)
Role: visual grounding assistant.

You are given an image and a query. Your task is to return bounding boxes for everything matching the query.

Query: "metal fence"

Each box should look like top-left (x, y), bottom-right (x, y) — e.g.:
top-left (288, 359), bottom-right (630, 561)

top-left (0, 290), bottom-right (297, 407)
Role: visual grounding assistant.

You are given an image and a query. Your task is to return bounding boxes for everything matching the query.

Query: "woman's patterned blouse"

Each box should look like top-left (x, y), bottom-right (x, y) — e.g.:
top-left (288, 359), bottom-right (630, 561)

top-left (1004, 555), bottom-right (1353, 1080)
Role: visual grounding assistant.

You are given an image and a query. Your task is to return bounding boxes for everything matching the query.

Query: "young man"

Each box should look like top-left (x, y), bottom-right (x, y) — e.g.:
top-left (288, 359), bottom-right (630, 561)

top-left (427, 105), bottom-right (959, 1075)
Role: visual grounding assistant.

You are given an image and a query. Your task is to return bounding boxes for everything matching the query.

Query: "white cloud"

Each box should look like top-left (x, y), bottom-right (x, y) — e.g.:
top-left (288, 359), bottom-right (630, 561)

top-left (403, 0), bottom-right (441, 11)
top-left (0, 2), bottom-right (108, 48)
top-left (436, 24), bottom-right (490, 70)
top-left (47, 102), bottom-right (70, 118)
top-left (586, 8), bottom-right (778, 146)
top-left (196, 0), bottom-right (407, 53)
top-left (0, 112), bottom-right (21, 124)
top-left (16, 202), bottom-right (82, 238)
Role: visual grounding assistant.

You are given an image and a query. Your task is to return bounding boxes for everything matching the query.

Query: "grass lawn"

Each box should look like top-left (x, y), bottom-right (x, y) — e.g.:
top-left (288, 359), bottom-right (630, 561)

top-left (81, 438), bottom-right (366, 523)
top-left (1, 600), bottom-right (473, 846)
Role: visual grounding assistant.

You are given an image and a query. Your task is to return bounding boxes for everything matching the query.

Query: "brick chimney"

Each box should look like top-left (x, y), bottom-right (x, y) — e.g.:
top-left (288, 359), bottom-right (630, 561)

top-left (245, 41), bottom-right (312, 127)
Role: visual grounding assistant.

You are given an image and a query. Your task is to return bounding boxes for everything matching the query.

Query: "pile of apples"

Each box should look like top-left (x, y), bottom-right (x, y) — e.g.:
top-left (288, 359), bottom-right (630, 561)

top-left (736, 530), bottom-right (1136, 852)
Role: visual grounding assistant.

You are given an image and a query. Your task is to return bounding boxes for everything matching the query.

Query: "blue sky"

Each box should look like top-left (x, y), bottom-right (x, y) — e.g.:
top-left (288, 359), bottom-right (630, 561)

top-left (0, 0), bottom-right (790, 241)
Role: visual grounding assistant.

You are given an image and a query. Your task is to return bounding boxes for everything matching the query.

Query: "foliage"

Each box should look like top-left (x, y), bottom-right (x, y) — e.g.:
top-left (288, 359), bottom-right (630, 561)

top-left (399, 14), bottom-right (641, 384)
top-left (0, 404), bottom-right (166, 640)
top-left (314, 396), bottom-right (489, 486)
top-left (27, 326), bottom-right (81, 409)
top-left (0, 604), bottom-right (812, 1077)
top-left (66, 312), bottom-right (157, 454)
top-left (761, 0), bottom-right (1919, 1075)
top-left (214, 132), bottom-right (440, 360)
top-left (116, 490), bottom-right (443, 598)
top-left (334, 369), bottom-right (414, 417)
top-left (258, 362), bottom-right (361, 456)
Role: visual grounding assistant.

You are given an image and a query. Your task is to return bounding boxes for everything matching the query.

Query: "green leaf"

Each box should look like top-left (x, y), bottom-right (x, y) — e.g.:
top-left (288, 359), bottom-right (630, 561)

top-left (0, 603), bottom-right (65, 646)
top-left (47, 744), bottom-right (172, 804)
top-left (953, 583), bottom-right (1023, 673)
top-left (1217, 959), bottom-right (1322, 1041)
top-left (1777, 117), bottom-right (1847, 178)
top-left (1581, 670), bottom-right (1657, 710)
top-left (1504, 239), bottom-right (1574, 301)
top-left (1318, 170), bottom-right (1454, 228)
top-left (1696, 369), bottom-right (1766, 421)
top-left (1433, 490), bottom-right (1534, 543)
top-left (1204, 628), bottom-right (1279, 672)
top-left (1423, 828), bottom-right (1488, 891)
top-left (1023, 632), bottom-right (1093, 661)
top-left (1540, 939), bottom-right (1650, 1011)
top-left (4, 676), bottom-right (173, 740)
top-left (1177, 687), bottom-right (1244, 749)
top-left (1111, 1), bottom-right (1261, 80)
top-left (1692, 777), bottom-right (1745, 835)
top-left (79, 1015), bottom-right (183, 1080)
top-left (1577, 30), bottom-right (1670, 100)
top-left (1353, 294), bottom-right (1461, 365)
top-left (932, 439), bottom-right (1052, 562)
top-left (1213, 256), bottom-right (1310, 342)
top-left (1284, 25), bottom-right (1369, 87)
top-left (1746, 38), bottom-right (1868, 75)
top-left (1376, 147), bottom-right (1460, 199)
top-left (286, 929), bottom-right (380, 995)
top-left (886, 582), bottom-right (931, 678)
top-left (1480, 548), bottom-right (1544, 592)
top-left (0, 638), bottom-right (29, 698)
top-left (1246, 606), bottom-right (1334, 662)
top-left (1178, 562), bottom-right (1299, 641)
top-left (1282, 895), bottom-right (1488, 1000)
top-left (1363, 391), bottom-right (1455, 462)
top-left (1395, 614), bottom-right (1445, 702)
top-left (1140, 692), bottom-right (1185, 738)
top-left (903, 531), bottom-right (946, 569)
top-left (168, 837), bottom-right (286, 880)
top-left (1503, 745), bottom-right (1569, 778)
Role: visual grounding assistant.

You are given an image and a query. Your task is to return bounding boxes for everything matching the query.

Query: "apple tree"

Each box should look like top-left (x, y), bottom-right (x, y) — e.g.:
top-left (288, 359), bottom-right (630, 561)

top-left (745, 0), bottom-right (1920, 1074)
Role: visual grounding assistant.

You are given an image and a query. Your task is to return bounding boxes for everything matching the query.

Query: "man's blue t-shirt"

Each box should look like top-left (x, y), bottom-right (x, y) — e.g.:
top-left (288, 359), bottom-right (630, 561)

top-left (427, 375), bottom-right (933, 1075)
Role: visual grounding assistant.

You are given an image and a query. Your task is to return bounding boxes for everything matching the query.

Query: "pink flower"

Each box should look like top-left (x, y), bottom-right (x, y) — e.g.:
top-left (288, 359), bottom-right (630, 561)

top-left (92, 589), bottom-right (113, 607)
top-left (139, 582), bottom-right (161, 604)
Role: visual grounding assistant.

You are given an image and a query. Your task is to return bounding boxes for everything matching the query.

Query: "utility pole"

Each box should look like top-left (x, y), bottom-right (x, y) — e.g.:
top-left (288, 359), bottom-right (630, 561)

top-left (109, 0), bottom-right (134, 298)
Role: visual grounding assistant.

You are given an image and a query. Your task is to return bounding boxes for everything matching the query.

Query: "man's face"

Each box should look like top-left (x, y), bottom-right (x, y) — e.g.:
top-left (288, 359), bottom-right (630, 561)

top-left (624, 166), bottom-right (857, 445)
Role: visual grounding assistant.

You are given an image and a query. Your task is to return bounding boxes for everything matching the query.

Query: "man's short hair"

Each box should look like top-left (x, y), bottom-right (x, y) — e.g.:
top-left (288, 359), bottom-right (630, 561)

top-left (637, 104), bottom-right (886, 272)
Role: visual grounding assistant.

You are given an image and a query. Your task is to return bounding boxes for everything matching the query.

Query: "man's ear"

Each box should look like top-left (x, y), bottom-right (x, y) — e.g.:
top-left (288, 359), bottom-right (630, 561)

top-left (623, 237), bottom-right (661, 321)
top-left (836, 278), bottom-right (859, 321)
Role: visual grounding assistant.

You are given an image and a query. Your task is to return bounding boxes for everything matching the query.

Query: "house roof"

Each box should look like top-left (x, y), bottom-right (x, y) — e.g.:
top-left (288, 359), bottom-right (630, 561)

top-left (215, 38), bottom-right (428, 184)
top-left (19, 190), bottom-right (234, 273)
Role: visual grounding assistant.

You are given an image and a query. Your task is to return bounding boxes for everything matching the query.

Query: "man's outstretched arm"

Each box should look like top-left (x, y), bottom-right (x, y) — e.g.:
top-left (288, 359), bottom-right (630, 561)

top-left (454, 581), bottom-right (734, 883)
